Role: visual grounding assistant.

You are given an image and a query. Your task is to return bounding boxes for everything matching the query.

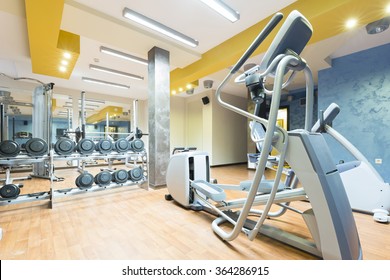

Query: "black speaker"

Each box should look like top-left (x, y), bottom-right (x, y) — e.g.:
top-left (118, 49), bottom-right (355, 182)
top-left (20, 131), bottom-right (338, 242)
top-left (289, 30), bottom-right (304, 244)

top-left (23, 120), bottom-right (28, 125)
top-left (202, 96), bottom-right (210, 105)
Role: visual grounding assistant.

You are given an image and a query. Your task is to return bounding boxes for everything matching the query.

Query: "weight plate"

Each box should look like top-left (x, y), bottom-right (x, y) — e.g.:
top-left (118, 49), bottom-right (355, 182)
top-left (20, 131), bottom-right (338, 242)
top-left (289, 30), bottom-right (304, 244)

top-left (75, 172), bottom-right (94, 189)
top-left (130, 139), bottom-right (144, 152)
top-left (0, 184), bottom-right (20, 199)
top-left (128, 167), bottom-right (143, 181)
top-left (76, 139), bottom-right (95, 154)
top-left (0, 140), bottom-right (21, 157)
top-left (94, 171), bottom-right (112, 187)
top-left (96, 139), bottom-right (113, 154)
top-left (113, 169), bottom-right (128, 184)
top-left (25, 138), bottom-right (48, 156)
top-left (54, 138), bottom-right (75, 155)
top-left (115, 138), bottom-right (130, 153)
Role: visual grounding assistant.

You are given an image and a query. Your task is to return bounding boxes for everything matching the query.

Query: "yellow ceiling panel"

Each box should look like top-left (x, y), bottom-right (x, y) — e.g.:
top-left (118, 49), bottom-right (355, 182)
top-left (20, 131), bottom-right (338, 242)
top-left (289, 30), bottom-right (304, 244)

top-left (86, 106), bottom-right (124, 124)
top-left (24, 0), bottom-right (80, 79)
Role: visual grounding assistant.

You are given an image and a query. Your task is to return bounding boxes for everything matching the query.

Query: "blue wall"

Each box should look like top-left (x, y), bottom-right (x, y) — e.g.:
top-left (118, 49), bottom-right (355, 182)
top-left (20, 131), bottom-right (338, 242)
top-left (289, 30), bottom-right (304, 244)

top-left (318, 43), bottom-right (390, 182)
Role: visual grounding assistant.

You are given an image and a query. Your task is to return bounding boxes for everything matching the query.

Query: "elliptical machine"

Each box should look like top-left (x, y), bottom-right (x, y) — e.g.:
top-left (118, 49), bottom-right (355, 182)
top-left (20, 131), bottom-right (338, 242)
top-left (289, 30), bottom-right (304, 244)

top-left (166, 10), bottom-right (362, 260)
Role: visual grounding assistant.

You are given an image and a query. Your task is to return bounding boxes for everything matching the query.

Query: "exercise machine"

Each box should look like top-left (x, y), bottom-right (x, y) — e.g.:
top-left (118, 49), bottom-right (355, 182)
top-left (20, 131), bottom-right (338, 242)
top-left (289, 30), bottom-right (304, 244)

top-left (313, 103), bottom-right (390, 222)
top-left (166, 10), bottom-right (362, 260)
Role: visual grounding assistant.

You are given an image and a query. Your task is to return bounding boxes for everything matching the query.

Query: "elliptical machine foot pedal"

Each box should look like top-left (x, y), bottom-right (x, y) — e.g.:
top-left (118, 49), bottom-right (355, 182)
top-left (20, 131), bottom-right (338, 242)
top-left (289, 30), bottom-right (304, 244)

top-left (191, 180), bottom-right (226, 202)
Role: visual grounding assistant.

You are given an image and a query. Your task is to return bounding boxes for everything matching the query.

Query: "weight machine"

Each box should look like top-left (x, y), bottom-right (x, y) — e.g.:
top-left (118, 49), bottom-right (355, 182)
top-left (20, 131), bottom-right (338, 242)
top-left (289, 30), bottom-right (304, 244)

top-left (166, 10), bottom-right (362, 260)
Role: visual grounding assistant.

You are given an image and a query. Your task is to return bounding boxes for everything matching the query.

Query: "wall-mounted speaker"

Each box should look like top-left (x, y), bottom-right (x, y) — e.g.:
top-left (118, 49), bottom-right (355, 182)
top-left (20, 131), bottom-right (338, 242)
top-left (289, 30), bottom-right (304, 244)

top-left (202, 96), bottom-right (210, 105)
top-left (23, 121), bottom-right (28, 125)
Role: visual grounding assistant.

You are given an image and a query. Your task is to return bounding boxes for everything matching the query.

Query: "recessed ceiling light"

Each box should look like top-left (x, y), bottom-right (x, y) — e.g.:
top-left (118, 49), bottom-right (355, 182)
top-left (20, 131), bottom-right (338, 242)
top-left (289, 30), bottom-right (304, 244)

top-left (61, 60), bottom-right (68, 66)
top-left (122, 8), bottom-right (199, 47)
top-left (59, 66), bottom-right (67, 72)
top-left (346, 18), bottom-right (358, 29)
top-left (387, 4), bottom-right (390, 13)
top-left (63, 52), bottom-right (71, 59)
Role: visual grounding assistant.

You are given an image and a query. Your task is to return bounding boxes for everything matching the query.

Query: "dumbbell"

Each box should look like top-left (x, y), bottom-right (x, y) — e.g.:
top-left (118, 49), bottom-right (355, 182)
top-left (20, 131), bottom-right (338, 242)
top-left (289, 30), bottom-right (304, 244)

top-left (75, 172), bottom-right (94, 189)
top-left (95, 139), bottom-right (113, 154)
top-left (115, 138), bottom-right (130, 153)
top-left (94, 171), bottom-right (112, 187)
top-left (112, 169), bottom-right (128, 184)
top-left (128, 167), bottom-right (144, 181)
top-left (129, 139), bottom-right (144, 152)
top-left (54, 138), bottom-right (75, 155)
top-left (0, 183), bottom-right (22, 199)
top-left (25, 137), bottom-right (48, 157)
top-left (76, 138), bottom-right (95, 155)
top-left (0, 140), bottom-right (21, 158)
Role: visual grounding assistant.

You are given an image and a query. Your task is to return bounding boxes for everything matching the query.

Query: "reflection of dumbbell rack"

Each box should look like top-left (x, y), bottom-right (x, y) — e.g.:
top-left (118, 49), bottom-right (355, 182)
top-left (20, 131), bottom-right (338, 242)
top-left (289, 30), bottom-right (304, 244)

top-left (48, 140), bottom-right (148, 209)
top-left (0, 137), bottom-right (51, 207)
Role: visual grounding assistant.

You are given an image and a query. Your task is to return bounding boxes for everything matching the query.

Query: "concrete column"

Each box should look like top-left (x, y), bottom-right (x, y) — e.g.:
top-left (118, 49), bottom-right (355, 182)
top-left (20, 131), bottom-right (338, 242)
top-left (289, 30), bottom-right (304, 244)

top-left (148, 46), bottom-right (170, 187)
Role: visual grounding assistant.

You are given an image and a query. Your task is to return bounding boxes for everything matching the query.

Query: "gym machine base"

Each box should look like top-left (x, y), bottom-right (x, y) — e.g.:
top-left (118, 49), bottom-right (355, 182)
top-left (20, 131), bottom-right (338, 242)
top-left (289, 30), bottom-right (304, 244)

top-left (166, 10), bottom-right (362, 260)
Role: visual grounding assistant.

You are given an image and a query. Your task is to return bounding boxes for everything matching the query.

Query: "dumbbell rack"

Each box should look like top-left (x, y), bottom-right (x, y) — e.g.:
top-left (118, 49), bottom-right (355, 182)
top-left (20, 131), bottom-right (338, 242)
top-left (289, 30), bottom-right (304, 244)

top-left (0, 148), bottom-right (148, 209)
top-left (49, 149), bottom-right (148, 209)
top-left (0, 154), bottom-right (51, 207)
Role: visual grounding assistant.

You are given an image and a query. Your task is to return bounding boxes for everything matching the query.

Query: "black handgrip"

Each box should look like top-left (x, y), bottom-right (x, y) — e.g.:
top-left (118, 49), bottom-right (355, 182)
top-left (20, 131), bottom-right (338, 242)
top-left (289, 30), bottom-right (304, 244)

top-left (230, 12), bottom-right (283, 74)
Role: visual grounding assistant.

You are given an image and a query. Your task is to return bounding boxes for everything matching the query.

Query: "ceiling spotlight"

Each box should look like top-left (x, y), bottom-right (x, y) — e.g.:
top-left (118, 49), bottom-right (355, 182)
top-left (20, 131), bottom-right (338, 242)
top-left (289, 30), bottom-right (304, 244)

top-left (345, 18), bottom-right (358, 29)
top-left (100, 46), bottom-right (148, 65)
top-left (203, 80), bottom-right (214, 89)
top-left (186, 88), bottom-right (194, 95)
top-left (82, 77), bottom-right (130, 89)
top-left (89, 64), bottom-right (144, 80)
top-left (123, 8), bottom-right (199, 47)
top-left (199, 0), bottom-right (240, 22)
top-left (366, 16), bottom-right (390, 34)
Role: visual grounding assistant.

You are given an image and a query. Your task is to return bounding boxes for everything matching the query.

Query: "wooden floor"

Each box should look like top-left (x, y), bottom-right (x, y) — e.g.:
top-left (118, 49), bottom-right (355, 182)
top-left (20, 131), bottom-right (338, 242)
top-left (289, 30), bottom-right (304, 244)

top-left (0, 164), bottom-right (389, 260)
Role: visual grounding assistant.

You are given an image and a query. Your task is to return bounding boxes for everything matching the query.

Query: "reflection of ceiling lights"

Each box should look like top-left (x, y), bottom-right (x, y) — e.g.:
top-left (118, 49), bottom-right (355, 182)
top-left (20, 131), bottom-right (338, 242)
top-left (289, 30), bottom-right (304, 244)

top-left (366, 16), bottom-right (390, 34)
top-left (82, 77), bottom-right (130, 89)
top-left (122, 8), bottom-right (199, 47)
top-left (199, 0), bottom-right (240, 22)
top-left (100, 46), bottom-right (148, 65)
top-left (89, 64), bottom-right (144, 80)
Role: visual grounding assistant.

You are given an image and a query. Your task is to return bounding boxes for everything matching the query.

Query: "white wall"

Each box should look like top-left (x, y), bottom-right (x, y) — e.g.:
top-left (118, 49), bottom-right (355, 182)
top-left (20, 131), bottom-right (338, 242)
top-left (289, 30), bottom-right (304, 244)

top-left (170, 90), bottom-right (248, 166)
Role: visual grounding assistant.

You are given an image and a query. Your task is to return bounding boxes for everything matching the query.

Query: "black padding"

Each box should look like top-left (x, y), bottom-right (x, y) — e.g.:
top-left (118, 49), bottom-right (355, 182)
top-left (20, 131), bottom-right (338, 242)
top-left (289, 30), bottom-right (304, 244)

top-left (130, 139), bottom-right (144, 152)
top-left (76, 138), bottom-right (95, 154)
top-left (75, 172), bottom-right (94, 189)
top-left (128, 167), bottom-right (143, 181)
top-left (112, 169), bottom-right (128, 184)
top-left (0, 140), bottom-right (21, 157)
top-left (94, 171), bottom-right (112, 187)
top-left (115, 138), bottom-right (130, 153)
top-left (96, 139), bottom-right (113, 154)
top-left (54, 138), bottom-right (75, 155)
top-left (0, 184), bottom-right (20, 199)
top-left (25, 138), bottom-right (48, 156)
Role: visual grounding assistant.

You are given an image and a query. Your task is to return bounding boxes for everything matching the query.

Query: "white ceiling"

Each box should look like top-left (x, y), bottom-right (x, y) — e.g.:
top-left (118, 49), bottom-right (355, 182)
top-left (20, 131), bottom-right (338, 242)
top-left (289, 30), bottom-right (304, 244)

top-left (1, 0), bottom-right (390, 117)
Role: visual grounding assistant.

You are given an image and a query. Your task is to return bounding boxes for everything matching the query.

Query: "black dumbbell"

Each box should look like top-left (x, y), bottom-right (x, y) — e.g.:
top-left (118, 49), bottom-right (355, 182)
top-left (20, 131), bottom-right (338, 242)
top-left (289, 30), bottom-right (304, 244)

top-left (94, 171), bottom-right (112, 187)
top-left (76, 138), bottom-right (95, 155)
top-left (0, 184), bottom-right (21, 199)
top-left (54, 138), bottom-right (75, 155)
top-left (75, 172), bottom-right (94, 189)
top-left (112, 169), bottom-right (128, 184)
top-left (95, 139), bottom-right (113, 154)
top-left (129, 139), bottom-right (144, 152)
top-left (25, 137), bottom-right (48, 156)
top-left (0, 140), bottom-right (21, 158)
top-left (128, 167), bottom-right (144, 181)
top-left (115, 138), bottom-right (130, 153)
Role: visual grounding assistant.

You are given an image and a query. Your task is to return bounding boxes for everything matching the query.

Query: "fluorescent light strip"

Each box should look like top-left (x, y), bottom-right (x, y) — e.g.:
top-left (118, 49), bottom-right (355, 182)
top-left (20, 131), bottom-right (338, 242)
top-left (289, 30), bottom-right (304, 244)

top-left (89, 64), bottom-right (144, 81)
top-left (65, 102), bottom-right (100, 108)
top-left (100, 46), bottom-right (148, 65)
top-left (122, 8), bottom-right (199, 47)
top-left (200, 0), bottom-right (240, 22)
top-left (82, 77), bottom-right (130, 89)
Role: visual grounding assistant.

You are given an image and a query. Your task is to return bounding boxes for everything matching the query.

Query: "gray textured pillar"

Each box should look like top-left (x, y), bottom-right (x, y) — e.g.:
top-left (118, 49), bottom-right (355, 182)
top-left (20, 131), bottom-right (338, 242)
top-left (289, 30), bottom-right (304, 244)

top-left (148, 47), bottom-right (170, 187)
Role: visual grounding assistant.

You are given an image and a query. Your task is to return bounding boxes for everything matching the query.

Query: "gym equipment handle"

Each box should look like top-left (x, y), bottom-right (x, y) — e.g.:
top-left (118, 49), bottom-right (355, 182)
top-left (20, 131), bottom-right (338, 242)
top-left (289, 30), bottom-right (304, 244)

top-left (230, 13), bottom-right (283, 74)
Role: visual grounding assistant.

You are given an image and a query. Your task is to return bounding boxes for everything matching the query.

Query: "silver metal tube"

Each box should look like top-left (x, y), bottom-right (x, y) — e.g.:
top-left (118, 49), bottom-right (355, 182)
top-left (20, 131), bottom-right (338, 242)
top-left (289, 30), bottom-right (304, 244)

top-left (304, 66), bottom-right (314, 131)
top-left (45, 84), bottom-right (54, 146)
top-left (106, 112), bottom-right (109, 139)
top-left (133, 99), bottom-right (138, 133)
top-left (67, 109), bottom-right (71, 131)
